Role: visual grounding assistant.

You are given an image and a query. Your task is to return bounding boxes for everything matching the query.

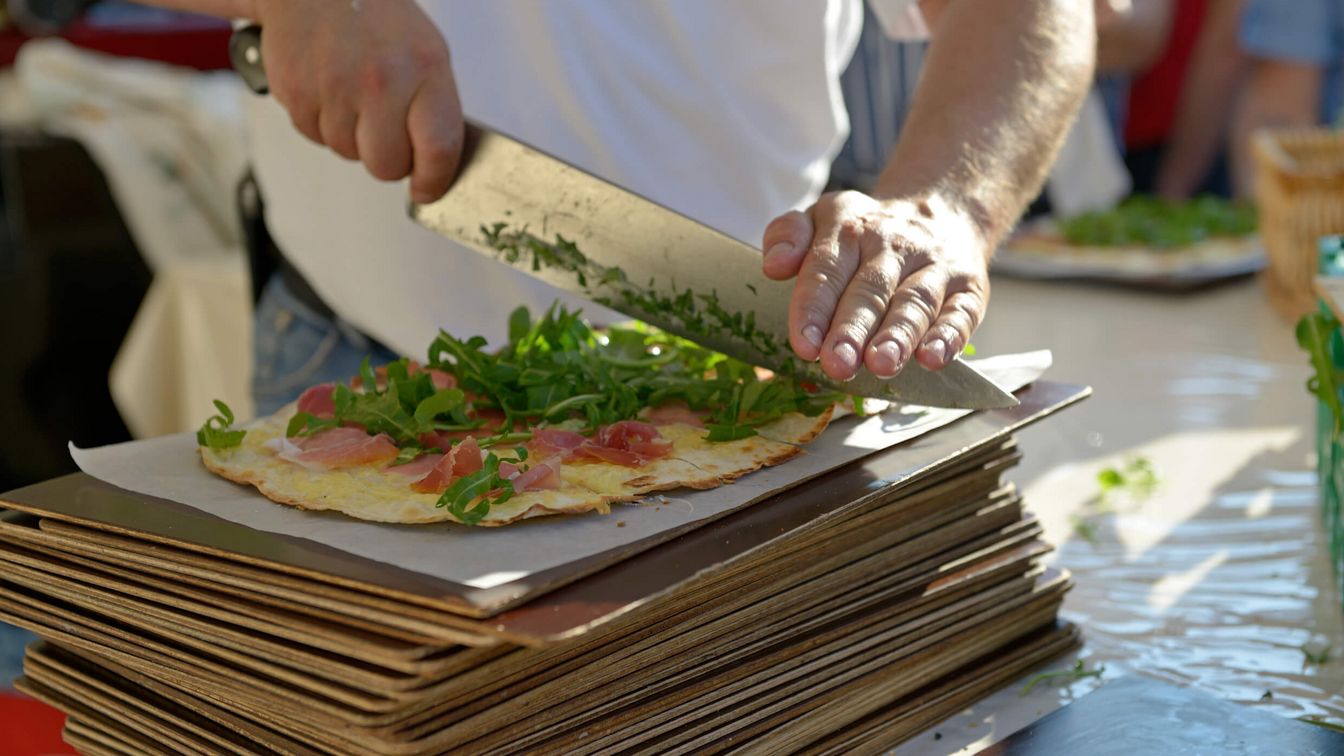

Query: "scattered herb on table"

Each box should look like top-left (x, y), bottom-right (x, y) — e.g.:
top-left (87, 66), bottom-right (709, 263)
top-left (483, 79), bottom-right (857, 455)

top-left (1059, 195), bottom-right (1257, 248)
top-left (1302, 642), bottom-right (1332, 666)
top-left (1019, 659), bottom-right (1105, 697)
top-left (1097, 455), bottom-right (1160, 503)
top-left (196, 400), bottom-right (246, 450)
top-left (1070, 514), bottom-right (1100, 547)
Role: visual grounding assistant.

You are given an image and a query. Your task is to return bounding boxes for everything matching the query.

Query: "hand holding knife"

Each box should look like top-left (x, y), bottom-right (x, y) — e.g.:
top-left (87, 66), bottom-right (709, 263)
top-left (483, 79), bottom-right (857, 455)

top-left (229, 19), bottom-right (1015, 410)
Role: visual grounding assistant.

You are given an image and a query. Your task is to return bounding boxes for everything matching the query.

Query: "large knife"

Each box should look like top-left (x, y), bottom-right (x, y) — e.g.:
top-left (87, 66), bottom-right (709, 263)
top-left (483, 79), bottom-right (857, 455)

top-left (229, 25), bottom-right (1016, 409)
top-left (412, 125), bottom-right (1016, 409)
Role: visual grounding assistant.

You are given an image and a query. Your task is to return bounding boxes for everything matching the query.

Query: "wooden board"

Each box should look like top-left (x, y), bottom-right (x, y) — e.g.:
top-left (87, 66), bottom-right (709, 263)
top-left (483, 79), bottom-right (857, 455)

top-left (0, 382), bottom-right (1088, 619)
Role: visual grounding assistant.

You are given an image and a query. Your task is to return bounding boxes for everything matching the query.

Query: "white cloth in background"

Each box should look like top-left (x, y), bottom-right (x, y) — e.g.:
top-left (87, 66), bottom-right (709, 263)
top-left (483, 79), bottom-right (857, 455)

top-left (252, 0), bottom-right (921, 357)
top-left (1045, 89), bottom-right (1131, 219)
top-left (12, 39), bottom-right (254, 436)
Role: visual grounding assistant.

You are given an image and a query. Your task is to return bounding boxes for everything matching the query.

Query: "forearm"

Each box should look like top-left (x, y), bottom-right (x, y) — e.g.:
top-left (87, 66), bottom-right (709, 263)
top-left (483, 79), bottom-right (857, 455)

top-left (1230, 62), bottom-right (1322, 197)
top-left (1154, 0), bottom-right (1249, 197)
top-left (1096, 0), bottom-right (1174, 74)
top-left (875, 0), bottom-right (1095, 250)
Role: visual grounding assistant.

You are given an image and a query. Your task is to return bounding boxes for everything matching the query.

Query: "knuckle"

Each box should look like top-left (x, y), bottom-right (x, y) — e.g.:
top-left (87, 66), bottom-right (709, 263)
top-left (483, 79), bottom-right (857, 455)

top-left (836, 217), bottom-right (867, 244)
top-left (907, 281), bottom-right (943, 317)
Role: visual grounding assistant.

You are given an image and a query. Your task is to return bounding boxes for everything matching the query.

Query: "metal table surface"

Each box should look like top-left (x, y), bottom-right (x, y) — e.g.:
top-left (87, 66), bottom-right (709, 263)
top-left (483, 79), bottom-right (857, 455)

top-left (901, 275), bottom-right (1344, 753)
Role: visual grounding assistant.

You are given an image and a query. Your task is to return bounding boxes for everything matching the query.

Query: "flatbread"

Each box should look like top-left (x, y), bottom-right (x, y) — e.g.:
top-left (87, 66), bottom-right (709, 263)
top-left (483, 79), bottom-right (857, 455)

top-left (201, 406), bottom-right (835, 527)
top-left (201, 417), bottom-right (615, 527)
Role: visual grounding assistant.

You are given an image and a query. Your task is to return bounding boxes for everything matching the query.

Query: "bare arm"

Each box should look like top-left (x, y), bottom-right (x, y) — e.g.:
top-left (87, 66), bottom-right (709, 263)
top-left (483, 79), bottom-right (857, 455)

top-left (1230, 60), bottom-right (1323, 197)
top-left (1153, 0), bottom-right (1249, 198)
top-left (763, 0), bottom-right (1095, 379)
top-left (1096, 0), bottom-right (1175, 74)
top-left (138, 0), bottom-right (464, 203)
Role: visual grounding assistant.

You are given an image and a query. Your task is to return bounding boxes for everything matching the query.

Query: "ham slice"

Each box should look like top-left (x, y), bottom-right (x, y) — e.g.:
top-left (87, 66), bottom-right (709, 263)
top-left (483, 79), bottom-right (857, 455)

top-left (296, 383), bottom-right (337, 418)
top-left (278, 427), bottom-right (398, 470)
top-left (387, 452), bottom-right (442, 479)
top-left (349, 360), bottom-right (456, 391)
top-left (527, 428), bottom-right (588, 460)
top-left (425, 367), bottom-right (456, 390)
top-left (511, 457), bottom-right (563, 491)
top-left (498, 457), bottom-right (563, 492)
top-left (411, 437), bottom-right (484, 494)
top-left (642, 401), bottom-right (706, 428)
top-left (576, 421), bottom-right (673, 467)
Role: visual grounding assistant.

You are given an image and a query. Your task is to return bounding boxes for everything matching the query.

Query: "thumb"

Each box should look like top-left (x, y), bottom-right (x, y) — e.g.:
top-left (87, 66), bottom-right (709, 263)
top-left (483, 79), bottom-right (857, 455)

top-left (761, 209), bottom-right (814, 280)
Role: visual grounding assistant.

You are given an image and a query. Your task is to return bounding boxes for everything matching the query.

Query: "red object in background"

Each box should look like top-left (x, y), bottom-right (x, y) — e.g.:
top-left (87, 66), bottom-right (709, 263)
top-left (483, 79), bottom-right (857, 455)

top-left (0, 15), bottom-right (231, 71)
top-left (1125, 0), bottom-right (1211, 148)
top-left (0, 691), bottom-right (76, 755)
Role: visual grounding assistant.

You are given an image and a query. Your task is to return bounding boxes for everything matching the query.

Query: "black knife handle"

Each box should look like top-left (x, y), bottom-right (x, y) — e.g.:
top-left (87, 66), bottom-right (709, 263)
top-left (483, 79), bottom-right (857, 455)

top-left (229, 23), bottom-right (269, 95)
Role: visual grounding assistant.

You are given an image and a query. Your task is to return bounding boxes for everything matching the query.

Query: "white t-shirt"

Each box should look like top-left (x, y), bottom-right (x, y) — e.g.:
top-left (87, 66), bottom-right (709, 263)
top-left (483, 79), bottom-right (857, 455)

top-left (249, 0), bottom-right (918, 357)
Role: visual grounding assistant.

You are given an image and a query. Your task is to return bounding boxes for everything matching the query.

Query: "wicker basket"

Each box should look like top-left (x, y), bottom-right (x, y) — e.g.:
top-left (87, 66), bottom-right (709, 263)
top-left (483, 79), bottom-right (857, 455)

top-left (1253, 128), bottom-right (1344, 318)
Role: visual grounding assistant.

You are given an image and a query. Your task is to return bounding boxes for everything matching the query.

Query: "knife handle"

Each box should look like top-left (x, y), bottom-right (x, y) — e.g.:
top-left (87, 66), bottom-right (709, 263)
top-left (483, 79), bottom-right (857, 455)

top-left (229, 23), bottom-right (269, 95)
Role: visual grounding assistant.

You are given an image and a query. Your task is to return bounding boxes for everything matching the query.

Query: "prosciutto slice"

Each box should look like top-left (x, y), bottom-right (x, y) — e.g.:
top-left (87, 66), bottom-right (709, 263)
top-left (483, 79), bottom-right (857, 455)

top-left (386, 452), bottom-right (442, 479)
top-left (642, 401), bottom-right (706, 428)
top-left (411, 437), bottom-right (484, 494)
top-left (576, 421), bottom-right (673, 467)
top-left (498, 457), bottom-right (563, 492)
top-left (278, 427), bottom-right (398, 470)
top-left (296, 383), bottom-right (337, 418)
top-left (527, 428), bottom-right (588, 460)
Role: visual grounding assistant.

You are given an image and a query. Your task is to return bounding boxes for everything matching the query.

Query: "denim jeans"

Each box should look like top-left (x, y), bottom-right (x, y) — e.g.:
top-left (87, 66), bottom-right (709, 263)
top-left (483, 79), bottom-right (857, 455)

top-left (0, 623), bottom-right (31, 690)
top-left (252, 276), bottom-right (400, 415)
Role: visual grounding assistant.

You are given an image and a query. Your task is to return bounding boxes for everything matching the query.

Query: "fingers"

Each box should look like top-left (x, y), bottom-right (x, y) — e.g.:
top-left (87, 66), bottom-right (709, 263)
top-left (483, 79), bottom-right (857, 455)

top-left (915, 280), bottom-right (987, 370)
top-left (788, 199), bottom-right (858, 364)
top-left (818, 231), bottom-right (903, 380)
top-left (776, 192), bottom-right (989, 379)
top-left (319, 106), bottom-right (360, 161)
top-left (865, 267), bottom-right (949, 378)
top-left (407, 73), bottom-right (465, 204)
top-left (761, 210), bottom-right (813, 280)
top-left (354, 81), bottom-right (415, 182)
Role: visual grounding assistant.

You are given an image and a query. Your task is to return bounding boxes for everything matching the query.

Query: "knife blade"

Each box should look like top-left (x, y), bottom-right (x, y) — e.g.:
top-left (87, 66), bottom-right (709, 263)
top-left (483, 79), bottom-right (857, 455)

top-left (412, 124), bottom-right (1017, 410)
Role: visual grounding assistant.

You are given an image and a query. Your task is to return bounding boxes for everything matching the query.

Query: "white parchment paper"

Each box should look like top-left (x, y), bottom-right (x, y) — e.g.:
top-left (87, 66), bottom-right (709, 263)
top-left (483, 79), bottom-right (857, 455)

top-left (70, 353), bottom-right (1050, 588)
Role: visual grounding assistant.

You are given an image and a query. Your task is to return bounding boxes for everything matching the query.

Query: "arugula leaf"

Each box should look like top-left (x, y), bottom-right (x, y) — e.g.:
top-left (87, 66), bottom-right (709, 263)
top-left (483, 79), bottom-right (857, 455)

top-left (705, 423), bottom-right (758, 442)
top-left (196, 400), bottom-right (247, 450)
top-left (1019, 659), bottom-right (1104, 697)
top-left (413, 388), bottom-right (467, 426)
top-left (286, 411), bottom-right (339, 438)
top-left (341, 390), bottom-right (423, 443)
top-left (437, 452), bottom-right (514, 526)
top-left (391, 446), bottom-right (428, 466)
top-left (508, 306), bottom-right (532, 343)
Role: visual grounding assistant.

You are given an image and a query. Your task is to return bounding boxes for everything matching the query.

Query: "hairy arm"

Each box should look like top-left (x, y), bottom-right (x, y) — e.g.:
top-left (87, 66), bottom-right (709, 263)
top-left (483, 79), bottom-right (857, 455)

top-left (763, 0), bottom-right (1094, 379)
top-left (1230, 60), bottom-right (1322, 197)
top-left (1153, 0), bottom-right (1250, 198)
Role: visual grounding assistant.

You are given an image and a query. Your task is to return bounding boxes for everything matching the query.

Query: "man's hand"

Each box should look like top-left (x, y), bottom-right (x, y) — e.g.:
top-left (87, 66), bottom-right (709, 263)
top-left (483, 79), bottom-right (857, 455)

top-left (252, 0), bottom-right (464, 203)
top-left (761, 192), bottom-right (989, 382)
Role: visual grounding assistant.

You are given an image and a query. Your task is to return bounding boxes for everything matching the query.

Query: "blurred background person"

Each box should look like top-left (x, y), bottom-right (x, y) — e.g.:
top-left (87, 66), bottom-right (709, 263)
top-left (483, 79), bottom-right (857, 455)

top-left (1229, 0), bottom-right (1344, 197)
top-left (832, 0), bottom-right (1172, 220)
top-left (1132, 0), bottom-right (1247, 198)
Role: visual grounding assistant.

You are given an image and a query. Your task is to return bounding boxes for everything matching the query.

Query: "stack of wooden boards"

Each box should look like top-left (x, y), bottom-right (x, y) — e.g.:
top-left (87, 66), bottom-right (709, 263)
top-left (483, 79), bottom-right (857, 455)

top-left (0, 382), bottom-right (1086, 754)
